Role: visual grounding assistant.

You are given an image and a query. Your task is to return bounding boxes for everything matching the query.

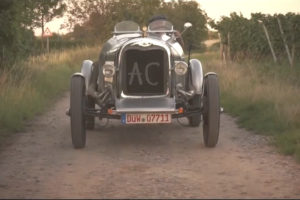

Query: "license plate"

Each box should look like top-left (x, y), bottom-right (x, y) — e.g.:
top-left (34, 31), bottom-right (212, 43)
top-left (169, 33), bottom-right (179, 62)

top-left (121, 113), bottom-right (171, 124)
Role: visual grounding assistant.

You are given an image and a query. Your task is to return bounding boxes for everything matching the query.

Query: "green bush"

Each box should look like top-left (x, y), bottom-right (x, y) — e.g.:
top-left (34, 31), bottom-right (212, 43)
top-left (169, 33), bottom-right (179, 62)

top-left (0, 46), bottom-right (99, 133)
top-left (210, 12), bottom-right (300, 62)
top-left (196, 51), bottom-right (300, 162)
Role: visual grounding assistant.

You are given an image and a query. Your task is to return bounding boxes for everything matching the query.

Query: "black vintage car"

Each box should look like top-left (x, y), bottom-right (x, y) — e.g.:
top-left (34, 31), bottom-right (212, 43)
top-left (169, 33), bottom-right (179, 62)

top-left (67, 20), bottom-right (220, 149)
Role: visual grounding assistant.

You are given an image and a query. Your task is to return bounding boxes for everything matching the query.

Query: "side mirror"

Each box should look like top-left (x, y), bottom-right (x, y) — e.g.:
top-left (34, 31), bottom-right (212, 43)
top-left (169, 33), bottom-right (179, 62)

top-left (181, 22), bottom-right (192, 35)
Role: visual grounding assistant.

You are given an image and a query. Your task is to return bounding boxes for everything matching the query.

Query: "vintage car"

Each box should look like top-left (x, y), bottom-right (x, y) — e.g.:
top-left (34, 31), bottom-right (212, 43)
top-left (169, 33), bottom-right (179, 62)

top-left (67, 20), bottom-right (220, 149)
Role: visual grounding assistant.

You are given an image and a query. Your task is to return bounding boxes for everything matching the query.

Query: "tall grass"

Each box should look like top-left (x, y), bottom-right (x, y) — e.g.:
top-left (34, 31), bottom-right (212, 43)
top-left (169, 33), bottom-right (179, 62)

top-left (0, 46), bottom-right (99, 134)
top-left (195, 52), bottom-right (300, 161)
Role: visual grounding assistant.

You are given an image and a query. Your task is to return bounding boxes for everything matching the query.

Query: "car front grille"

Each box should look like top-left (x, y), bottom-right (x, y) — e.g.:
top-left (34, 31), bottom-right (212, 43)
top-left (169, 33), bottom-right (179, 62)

top-left (122, 48), bottom-right (168, 96)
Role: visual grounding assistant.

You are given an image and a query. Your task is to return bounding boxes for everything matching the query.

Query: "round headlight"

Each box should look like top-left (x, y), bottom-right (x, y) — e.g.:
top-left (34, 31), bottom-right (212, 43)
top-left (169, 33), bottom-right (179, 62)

top-left (103, 63), bottom-right (115, 78)
top-left (174, 61), bottom-right (188, 75)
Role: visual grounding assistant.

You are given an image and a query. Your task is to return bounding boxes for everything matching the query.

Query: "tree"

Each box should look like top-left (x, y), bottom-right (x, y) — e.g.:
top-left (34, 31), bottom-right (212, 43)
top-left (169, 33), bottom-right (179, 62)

top-left (65, 0), bottom-right (208, 48)
top-left (159, 0), bottom-right (208, 50)
top-left (0, 0), bottom-right (36, 67)
top-left (28, 0), bottom-right (66, 48)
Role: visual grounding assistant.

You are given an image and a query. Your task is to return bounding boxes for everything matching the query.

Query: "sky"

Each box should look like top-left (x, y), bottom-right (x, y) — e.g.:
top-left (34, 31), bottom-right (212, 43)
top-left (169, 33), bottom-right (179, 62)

top-left (35, 0), bottom-right (300, 36)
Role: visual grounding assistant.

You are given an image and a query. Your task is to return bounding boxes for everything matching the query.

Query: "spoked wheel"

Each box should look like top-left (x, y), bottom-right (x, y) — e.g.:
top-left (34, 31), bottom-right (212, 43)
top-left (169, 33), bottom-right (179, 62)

top-left (70, 76), bottom-right (86, 149)
top-left (203, 74), bottom-right (220, 147)
top-left (188, 94), bottom-right (201, 127)
top-left (86, 96), bottom-right (95, 130)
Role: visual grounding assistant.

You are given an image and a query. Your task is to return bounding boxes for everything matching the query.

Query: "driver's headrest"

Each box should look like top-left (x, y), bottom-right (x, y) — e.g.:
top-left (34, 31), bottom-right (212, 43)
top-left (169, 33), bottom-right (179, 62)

top-left (148, 15), bottom-right (167, 25)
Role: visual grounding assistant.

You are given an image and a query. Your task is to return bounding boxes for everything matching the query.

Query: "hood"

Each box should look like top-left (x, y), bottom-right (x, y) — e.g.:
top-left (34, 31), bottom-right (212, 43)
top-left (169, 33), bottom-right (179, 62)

top-left (100, 33), bottom-right (184, 61)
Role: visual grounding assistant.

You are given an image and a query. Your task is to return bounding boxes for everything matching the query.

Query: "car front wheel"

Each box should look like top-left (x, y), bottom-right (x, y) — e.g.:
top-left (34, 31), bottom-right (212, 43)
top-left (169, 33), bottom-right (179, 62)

top-left (70, 76), bottom-right (86, 149)
top-left (202, 74), bottom-right (220, 147)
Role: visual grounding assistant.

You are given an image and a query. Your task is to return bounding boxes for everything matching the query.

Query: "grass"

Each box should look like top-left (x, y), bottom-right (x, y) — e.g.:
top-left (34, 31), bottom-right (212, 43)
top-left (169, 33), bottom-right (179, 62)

top-left (194, 51), bottom-right (300, 161)
top-left (0, 46), bottom-right (99, 134)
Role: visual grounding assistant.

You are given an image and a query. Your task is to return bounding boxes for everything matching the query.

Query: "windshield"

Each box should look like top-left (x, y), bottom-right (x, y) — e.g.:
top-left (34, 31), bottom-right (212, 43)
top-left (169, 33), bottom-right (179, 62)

top-left (148, 20), bottom-right (174, 32)
top-left (114, 21), bottom-right (141, 33)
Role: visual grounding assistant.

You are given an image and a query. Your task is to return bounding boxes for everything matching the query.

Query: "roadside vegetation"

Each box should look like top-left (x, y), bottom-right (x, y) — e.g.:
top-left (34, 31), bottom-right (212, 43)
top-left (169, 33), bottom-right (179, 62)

top-left (201, 12), bottom-right (300, 161)
top-left (0, 46), bottom-right (99, 136)
top-left (195, 51), bottom-right (300, 161)
top-left (210, 12), bottom-right (300, 64)
top-left (0, 0), bottom-right (68, 67)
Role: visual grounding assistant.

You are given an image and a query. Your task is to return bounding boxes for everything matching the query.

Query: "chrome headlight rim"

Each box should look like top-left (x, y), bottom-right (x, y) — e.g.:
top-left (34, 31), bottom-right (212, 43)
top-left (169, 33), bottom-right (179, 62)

top-left (102, 62), bottom-right (115, 78)
top-left (174, 61), bottom-right (188, 76)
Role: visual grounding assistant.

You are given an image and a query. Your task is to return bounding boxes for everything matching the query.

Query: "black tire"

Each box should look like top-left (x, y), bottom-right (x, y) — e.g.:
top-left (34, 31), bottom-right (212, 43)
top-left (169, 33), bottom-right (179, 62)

top-left (86, 96), bottom-right (95, 130)
top-left (203, 74), bottom-right (220, 147)
top-left (70, 76), bottom-right (86, 149)
top-left (188, 94), bottom-right (201, 127)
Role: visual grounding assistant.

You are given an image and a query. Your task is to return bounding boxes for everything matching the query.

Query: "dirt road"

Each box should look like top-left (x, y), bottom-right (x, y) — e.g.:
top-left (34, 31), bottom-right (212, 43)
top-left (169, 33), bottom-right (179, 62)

top-left (0, 93), bottom-right (299, 198)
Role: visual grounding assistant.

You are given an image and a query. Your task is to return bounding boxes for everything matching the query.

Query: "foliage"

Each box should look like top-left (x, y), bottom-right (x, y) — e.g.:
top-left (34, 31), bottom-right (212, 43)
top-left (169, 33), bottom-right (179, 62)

top-left (1, 0), bottom-right (207, 69)
top-left (208, 31), bottom-right (219, 40)
top-left (27, 0), bottom-right (66, 31)
top-left (195, 51), bottom-right (300, 161)
top-left (210, 12), bottom-right (300, 62)
top-left (0, 0), bottom-right (35, 66)
top-left (65, 0), bottom-right (208, 49)
top-left (33, 34), bottom-right (85, 55)
top-left (159, 0), bottom-right (208, 48)
top-left (0, 0), bottom-right (66, 69)
top-left (0, 46), bottom-right (99, 133)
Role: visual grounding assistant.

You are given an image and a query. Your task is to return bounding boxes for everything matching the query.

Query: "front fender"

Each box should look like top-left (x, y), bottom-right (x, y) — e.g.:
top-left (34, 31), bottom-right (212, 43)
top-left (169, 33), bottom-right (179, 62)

top-left (189, 59), bottom-right (203, 94)
top-left (72, 72), bottom-right (85, 79)
top-left (80, 60), bottom-right (93, 91)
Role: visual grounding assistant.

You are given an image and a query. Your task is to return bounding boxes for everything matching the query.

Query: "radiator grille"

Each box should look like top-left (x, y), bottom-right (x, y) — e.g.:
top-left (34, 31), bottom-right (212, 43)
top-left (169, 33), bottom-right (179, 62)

top-left (123, 49), bottom-right (167, 95)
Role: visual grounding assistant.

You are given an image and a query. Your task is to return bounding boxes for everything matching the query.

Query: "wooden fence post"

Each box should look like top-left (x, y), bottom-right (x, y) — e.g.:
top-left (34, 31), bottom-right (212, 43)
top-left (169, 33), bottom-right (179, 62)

top-left (291, 33), bottom-right (295, 63)
top-left (277, 17), bottom-right (293, 67)
top-left (218, 32), bottom-right (227, 66)
top-left (46, 37), bottom-right (50, 54)
top-left (218, 33), bottom-right (222, 59)
top-left (291, 44), bottom-right (295, 64)
top-left (227, 32), bottom-right (231, 62)
top-left (258, 20), bottom-right (277, 64)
